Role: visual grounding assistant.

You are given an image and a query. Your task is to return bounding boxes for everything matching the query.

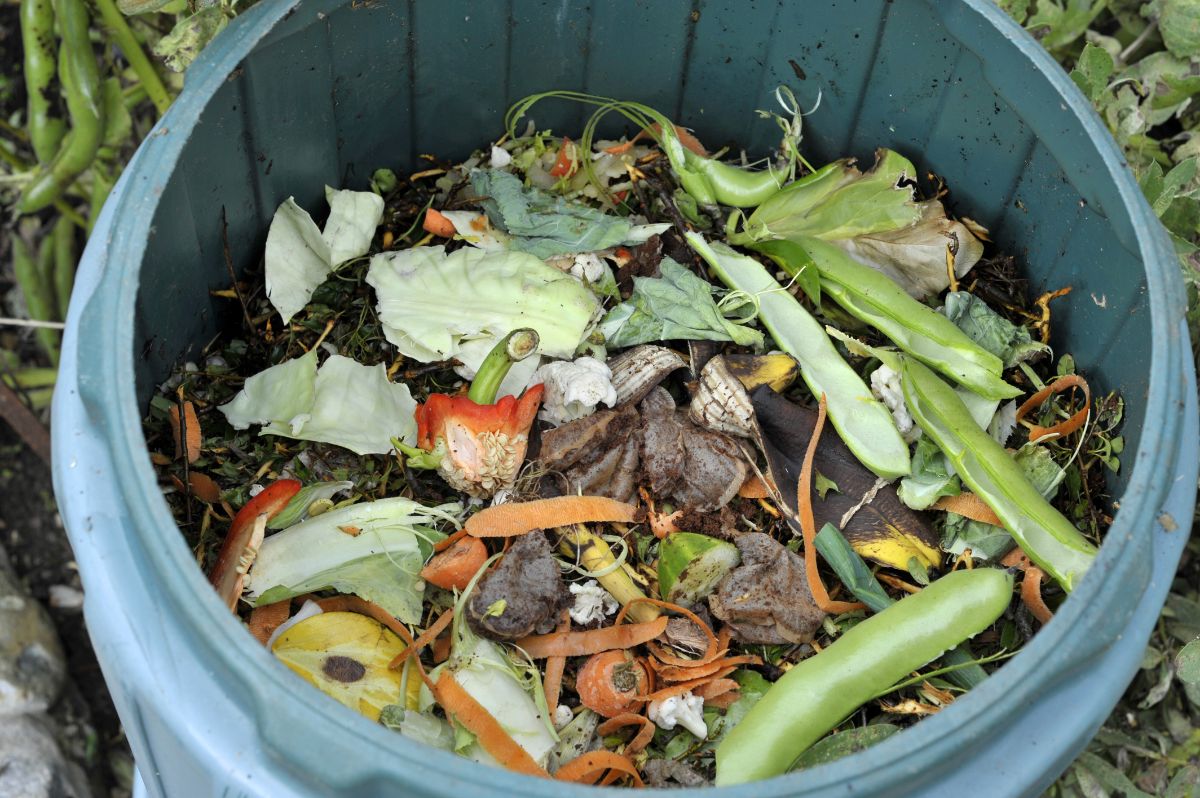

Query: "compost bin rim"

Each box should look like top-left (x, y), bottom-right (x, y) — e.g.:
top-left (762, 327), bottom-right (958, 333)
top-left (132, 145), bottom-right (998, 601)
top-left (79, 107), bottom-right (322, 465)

top-left (77, 0), bottom-right (1190, 794)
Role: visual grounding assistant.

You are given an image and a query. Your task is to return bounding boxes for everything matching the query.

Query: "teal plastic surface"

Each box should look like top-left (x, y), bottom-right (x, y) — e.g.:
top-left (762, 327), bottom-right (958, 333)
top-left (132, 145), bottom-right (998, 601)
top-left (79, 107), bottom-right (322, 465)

top-left (52, 1), bottom-right (1197, 796)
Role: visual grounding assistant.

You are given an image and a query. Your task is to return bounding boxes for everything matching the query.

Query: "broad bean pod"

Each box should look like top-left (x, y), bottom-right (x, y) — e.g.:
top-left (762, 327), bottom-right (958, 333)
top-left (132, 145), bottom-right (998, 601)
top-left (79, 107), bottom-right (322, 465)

top-left (901, 356), bottom-right (1097, 591)
top-left (13, 236), bottom-right (60, 365)
top-left (19, 0), bottom-right (65, 163)
top-left (17, 0), bottom-right (104, 214)
top-left (715, 567), bottom-right (1013, 785)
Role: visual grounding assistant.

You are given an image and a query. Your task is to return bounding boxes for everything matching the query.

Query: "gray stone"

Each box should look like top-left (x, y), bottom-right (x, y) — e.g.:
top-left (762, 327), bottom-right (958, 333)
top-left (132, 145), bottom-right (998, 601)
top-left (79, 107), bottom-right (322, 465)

top-left (0, 714), bottom-right (92, 798)
top-left (0, 546), bottom-right (66, 716)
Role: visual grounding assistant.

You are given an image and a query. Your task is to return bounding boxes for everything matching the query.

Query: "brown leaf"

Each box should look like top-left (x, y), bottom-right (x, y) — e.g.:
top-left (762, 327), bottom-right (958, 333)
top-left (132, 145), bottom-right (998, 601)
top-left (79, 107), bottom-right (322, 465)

top-left (169, 401), bottom-right (202, 462)
top-left (188, 472), bottom-right (222, 504)
top-left (880, 699), bottom-right (940, 716)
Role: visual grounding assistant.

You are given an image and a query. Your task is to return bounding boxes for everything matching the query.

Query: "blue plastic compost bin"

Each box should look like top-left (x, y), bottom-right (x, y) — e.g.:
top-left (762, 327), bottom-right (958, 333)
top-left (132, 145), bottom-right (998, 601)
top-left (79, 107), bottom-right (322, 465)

top-left (52, 1), bottom-right (1198, 796)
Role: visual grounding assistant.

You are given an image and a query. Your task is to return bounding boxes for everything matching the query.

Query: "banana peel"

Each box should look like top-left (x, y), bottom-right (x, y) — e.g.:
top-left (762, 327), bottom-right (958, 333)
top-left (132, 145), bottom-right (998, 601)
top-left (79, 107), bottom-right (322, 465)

top-left (558, 525), bottom-right (661, 623)
top-left (271, 611), bottom-right (418, 721)
top-left (750, 386), bottom-right (940, 571)
top-left (725, 353), bottom-right (799, 393)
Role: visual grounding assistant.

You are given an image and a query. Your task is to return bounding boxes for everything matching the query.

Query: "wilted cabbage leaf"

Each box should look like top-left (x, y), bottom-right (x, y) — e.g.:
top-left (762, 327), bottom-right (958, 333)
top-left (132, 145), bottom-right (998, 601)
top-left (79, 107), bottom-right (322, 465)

top-left (365, 245), bottom-right (600, 364)
top-left (943, 291), bottom-right (1049, 368)
top-left (271, 611), bottom-right (406, 722)
top-left (471, 168), bottom-right (668, 259)
top-left (897, 438), bottom-right (961, 511)
top-left (219, 351), bottom-right (417, 455)
top-left (599, 257), bottom-right (764, 348)
top-left (265, 188), bottom-right (384, 323)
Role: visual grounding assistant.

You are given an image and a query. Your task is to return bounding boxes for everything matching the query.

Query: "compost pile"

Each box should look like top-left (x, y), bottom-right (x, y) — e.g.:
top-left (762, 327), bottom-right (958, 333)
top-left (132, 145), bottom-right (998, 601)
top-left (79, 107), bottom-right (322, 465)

top-left (144, 90), bottom-right (1125, 787)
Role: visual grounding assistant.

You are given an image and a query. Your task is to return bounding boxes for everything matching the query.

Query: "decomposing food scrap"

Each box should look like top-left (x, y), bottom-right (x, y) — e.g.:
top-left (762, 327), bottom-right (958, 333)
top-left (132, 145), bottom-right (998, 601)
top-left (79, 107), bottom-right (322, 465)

top-left (144, 86), bottom-right (1122, 787)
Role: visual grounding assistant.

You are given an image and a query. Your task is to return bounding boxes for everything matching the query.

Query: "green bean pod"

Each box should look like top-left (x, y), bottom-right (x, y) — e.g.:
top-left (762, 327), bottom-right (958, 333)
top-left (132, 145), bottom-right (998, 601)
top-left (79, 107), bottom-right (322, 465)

top-left (17, 0), bottom-right (104, 214)
top-left (13, 236), bottom-right (60, 365)
top-left (52, 217), bottom-right (76, 321)
top-left (789, 235), bottom-right (1020, 400)
top-left (687, 232), bottom-right (911, 479)
top-left (678, 146), bottom-right (786, 208)
top-left (901, 357), bottom-right (1097, 590)
top-left (19, 0), bottom-right (65, 164)
top-left (715, 567), bottom-right (1013, 785)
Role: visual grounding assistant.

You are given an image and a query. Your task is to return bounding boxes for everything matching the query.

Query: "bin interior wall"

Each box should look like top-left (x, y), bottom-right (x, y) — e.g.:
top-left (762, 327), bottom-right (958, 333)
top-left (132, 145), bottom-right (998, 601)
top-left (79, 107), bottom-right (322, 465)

top-left (133, 0), bottom-right (1146, 497)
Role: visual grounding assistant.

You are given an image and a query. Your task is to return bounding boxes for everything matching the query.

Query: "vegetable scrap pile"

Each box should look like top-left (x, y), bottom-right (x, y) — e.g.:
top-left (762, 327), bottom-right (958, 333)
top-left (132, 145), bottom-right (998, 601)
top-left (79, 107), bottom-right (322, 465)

top-left (144, 89), bottom-right (1127, 786)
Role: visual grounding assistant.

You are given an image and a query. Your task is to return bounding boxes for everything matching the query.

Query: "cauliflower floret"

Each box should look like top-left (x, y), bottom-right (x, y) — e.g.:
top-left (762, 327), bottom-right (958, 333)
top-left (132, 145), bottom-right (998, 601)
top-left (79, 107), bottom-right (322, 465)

top-left (647, 691), bottom-right (708, 739)
top-left (553, 704), bottom-right (574, 730)
top-left (532, 357), bottom-right (618, 426)
top-left (545, 252), bottom-right (609, 284)
top-left (489, 145), bottom-right (512, 168)
top-left (568, 580), bottom-right (619, 625)
top-left (870, 364), bottom-right (920, 442)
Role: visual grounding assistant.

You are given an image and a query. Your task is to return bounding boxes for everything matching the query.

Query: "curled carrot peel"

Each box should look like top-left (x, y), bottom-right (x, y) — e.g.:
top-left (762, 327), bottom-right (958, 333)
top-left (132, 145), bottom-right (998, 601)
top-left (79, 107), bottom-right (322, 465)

top-left (516, 616), bottom-right (668, 659)
top-left (695, 677), bottom-right (740, 702)
top-left (614, 597), bottom-right (721, 668)
top-left (1001, 548), bottom-right (1053, 624)
top-left (435, 671), bottom-right (550, 778)
top-left (641, 665), bottom-right (739, 703)
top-left (799, 395), bottom-right (867, 615)
top-left (555, 751), bottom-right (644, 787)
top-left (655, 654), bottom-right (761, 683)
top-left (1015, 374), bottom-right (1091, 443)
top-left (602, 123), bottom-right (708, 157)
top-left (738, 473), bottom-right (773, 499)
top-left (934, 492), bottom-right (1004, 527)
top-left (423, 207), bottom-right (457, 237)
top-left (247, 598), bottom-right (292, 646)
top-left (465, 495), bottom-right (641, 538)
top-left (705, 691), bottom-right (740, 709)
top-left (542, 610), bottom-right (571, 711)
top-left (388, 608), bottom-right (454, 670)
top-left (597, 714), bottom-right (656, 755)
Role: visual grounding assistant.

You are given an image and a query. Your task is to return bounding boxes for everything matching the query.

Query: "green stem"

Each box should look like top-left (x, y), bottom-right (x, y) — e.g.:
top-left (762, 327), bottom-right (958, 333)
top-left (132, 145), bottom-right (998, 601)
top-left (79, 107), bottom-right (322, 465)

top-left (92, 0), bottom-right (173, 116)
top-left (0, 144), bottom-right (32, 171)
top-left (53, 200), bottom-right (88, 229)
top-left (466, 328), bottom-right (540, 405)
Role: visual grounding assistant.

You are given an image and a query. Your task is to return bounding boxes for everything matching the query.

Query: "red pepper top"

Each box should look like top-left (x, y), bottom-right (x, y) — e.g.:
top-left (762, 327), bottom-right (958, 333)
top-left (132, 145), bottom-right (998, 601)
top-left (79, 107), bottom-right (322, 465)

top-left (416, 384), bottom-right (545, 451)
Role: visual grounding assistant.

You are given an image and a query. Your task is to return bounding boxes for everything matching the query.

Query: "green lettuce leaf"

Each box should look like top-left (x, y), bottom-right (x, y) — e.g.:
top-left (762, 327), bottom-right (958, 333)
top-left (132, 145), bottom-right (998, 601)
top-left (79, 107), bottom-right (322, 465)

top-left (598, 257), bottom-right (764, 348)
top-left (471, 168), bottom-right (667, 259)
top-left (898, 438), bottom-right (962, 511)
top-left (943, 291), bottom-right (1050, 368)
top-left (219, 352), bottom-right (417, 455)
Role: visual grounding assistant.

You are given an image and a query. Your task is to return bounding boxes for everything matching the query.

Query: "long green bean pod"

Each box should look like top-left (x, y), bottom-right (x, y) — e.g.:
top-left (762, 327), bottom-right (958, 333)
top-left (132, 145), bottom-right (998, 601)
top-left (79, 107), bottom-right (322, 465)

top-left (686, 232), bottom-right (911, 479)
top-left (92, 0), bottom-right (172, 116)
top-left (17, 0), bottom-right (105, 214)
top-left (19, 0), bottom-right (65, 163)
top-left (900, 357), bottom-right (1097, 591)
top-left (716, 567), bottom-right (1013, 784)
top-left (52, 217), bottom-right (76, 321)
top-left (13, 236), bottom-right (60, 365)
top-left (787, 235), bottom-right (1020, 400)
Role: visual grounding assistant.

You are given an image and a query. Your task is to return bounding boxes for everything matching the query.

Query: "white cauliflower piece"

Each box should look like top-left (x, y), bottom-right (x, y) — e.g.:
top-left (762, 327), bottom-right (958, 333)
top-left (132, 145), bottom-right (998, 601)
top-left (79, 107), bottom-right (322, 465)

top-left (553, 704), bottom-right (574, 730)
top-left (489, 145), bottom-right (512, 168)
top-left (568, 580), bottom-right (619, 625)
top-left (545, 252), bottom-right (609, 284)
top-left (533, 357), bottom-right (617, 426)
top-left (647, 691), bottom-right (708, 739)
top-left (870, 364), bottom-right (920, 443)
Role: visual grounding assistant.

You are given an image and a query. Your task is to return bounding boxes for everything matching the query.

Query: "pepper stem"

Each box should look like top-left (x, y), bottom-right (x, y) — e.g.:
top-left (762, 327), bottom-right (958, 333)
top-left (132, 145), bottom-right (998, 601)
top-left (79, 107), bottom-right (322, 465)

top-left (392, 438), bottom-right (442, 471)
top-left (466, 328), bottom-right (540, 405)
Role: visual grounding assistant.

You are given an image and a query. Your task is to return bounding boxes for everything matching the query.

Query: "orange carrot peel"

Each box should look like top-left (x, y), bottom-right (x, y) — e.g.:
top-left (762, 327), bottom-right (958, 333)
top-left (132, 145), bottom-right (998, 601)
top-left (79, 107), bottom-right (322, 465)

top-left (515, 616), bottom-right (669, 659)
top-left (542, 610), bottom-right (571, 711)
top-left (388, 608), bottom-right (454, 670)
top-left (1015, 374), bottom-right (1091, 443)
top-left (465, 495), bottom-right (641, 538)
top-left (1001, 548), bottom-right (1054, 624)
top-left (799, 395), bottom-right (867, 615)
top-left (603, 123), bottom-right (708, 157)
top-left (555, 751), bottom-right (644, 787)
top-left (435, 671), bottom-right (550, 778)
top-left (596, 714), bottom-right (656, 755)
top-left (934, 492), bottom-right (1004, 527)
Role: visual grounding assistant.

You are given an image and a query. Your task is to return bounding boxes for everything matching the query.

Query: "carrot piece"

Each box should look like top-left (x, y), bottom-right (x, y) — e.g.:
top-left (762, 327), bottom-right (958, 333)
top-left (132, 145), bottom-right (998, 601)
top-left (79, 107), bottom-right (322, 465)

top-left (798, 395), bottom-right (868, 615)
top-left (464, 496), bottom-right (640, 538)
top-left (555, 751), bottom-right (644, 787)
top-left (515, 616), bottom-right (668, 659)
top-left (648, 509), bottom-right (683, 539)
top-left (640, 665), bottom-right (739, 703)
top-left (432, 633), bottom-right (452, 663)
top-left (934, 492), bottom-right (1004, 526)
top-left (576, 650), bottom-right (651, 718)
top-left (388, 608), bottom-right (454, 669)
top-left (1015, 373), bottom-right (1091, 443)
top-left (432, 527), bottom-right (468, 553)
top-left (423, 208), bottom-right (457, 238)
top-left (596, 713), bottom-right (656, 755)
top-left (188, 472), bottom-right (222, 504)
top-left (655, 654), bottom-right (761, 683)
top-left (420, 536), bottom-right (487, 591)
top-left (695, 677), bottom-right (739, 701)
top-left (1001, 548), bottom-right (1054, 624)
top-left (737, 473), bottom-right (772, 499)
top-left (247, 598), bottom-right (292, 646)
top-left (542, 610), bottom-right (571, 711)
top-left (435, 672), bottom-right (550, 778)
top-left (169, 400), bottom-right (202, 462)
top-left (549, 137), bottom-right (577, 178)
top-left (602, 123), bottom-right (708, 157)
top-left (615, 597), bottom-right (720, 668)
